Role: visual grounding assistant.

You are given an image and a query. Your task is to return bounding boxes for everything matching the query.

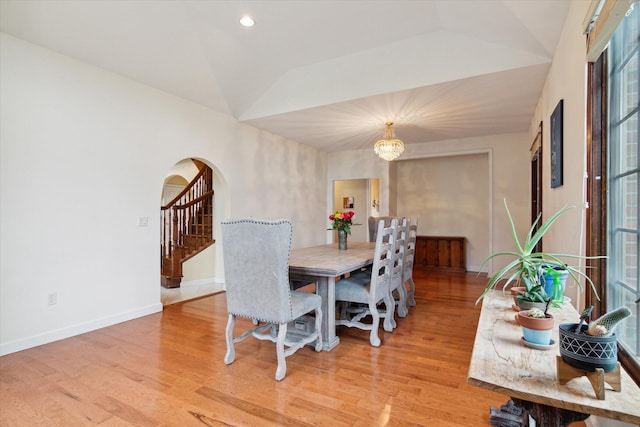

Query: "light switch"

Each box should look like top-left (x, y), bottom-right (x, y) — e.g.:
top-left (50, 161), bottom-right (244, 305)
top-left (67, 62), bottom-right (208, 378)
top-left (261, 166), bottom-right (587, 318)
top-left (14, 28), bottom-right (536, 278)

top-left (137, 216), bottom-right (148, 227)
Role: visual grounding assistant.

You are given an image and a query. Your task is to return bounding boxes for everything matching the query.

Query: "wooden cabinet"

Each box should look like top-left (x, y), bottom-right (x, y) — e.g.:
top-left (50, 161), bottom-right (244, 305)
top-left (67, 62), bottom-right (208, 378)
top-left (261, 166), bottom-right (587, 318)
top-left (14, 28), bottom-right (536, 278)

top-left (415, 236), bottom-right (466, 273)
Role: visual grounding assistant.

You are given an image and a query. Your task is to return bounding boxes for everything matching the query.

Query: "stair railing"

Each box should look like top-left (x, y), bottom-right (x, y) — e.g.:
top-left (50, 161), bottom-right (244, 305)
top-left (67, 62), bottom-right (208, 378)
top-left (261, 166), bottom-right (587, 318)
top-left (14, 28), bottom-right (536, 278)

top-left (161, 165), bottom-right (214, 285)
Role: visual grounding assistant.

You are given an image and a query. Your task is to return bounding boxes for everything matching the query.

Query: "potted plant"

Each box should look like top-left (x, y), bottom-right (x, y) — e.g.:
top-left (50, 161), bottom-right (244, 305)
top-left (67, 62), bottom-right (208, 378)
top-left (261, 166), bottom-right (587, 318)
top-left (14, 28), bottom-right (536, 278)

top-left (476, 200), bottom-right (602, 307)
top-left (559, 306), bottom-right (632, 372)
top-left (518, 307), bottom-right (554, 347)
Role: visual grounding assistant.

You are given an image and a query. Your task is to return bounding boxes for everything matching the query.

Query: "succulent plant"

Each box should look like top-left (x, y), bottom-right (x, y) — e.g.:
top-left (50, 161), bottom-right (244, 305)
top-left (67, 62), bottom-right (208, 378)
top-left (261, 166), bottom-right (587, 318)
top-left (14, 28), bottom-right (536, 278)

top-left (528, 308), bottom-right (546, 318)
top-left (586, 306), bottom-right (632, 337)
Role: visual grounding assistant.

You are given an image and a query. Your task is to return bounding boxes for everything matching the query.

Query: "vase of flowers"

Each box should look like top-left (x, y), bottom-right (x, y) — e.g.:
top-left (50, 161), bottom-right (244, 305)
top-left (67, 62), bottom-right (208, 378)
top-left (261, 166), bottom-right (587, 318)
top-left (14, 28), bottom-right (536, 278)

top-left (329, 211), bottom-right (355, 250)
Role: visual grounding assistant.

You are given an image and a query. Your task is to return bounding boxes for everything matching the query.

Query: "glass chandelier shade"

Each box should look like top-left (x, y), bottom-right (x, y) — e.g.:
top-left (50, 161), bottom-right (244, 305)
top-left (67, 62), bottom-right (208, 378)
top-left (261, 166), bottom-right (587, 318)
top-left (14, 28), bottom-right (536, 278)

top-left (374, 122), bottom-right (404, 161)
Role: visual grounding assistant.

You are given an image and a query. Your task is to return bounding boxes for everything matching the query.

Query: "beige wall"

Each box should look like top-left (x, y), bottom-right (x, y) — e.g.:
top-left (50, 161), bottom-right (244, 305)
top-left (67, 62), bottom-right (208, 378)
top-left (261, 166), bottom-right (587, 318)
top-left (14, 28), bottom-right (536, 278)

top-left (330, 133), bottom-right (530, 275)
top-left (396, 153), bottom-right (490, 271)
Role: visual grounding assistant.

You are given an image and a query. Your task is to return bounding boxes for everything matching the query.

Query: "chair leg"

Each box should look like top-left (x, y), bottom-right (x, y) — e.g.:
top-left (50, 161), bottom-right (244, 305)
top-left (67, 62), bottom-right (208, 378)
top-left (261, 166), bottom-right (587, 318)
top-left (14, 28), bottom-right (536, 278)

top-left (224, 313), bottom-right (236, 365)
top-left (396, 284), bottom-right (408, 318)
top-left (368, 302), bottom-right (381, 347)
top-left (314, 307), bottom-right (323, 352)
top-left (407, 277), bottom-right (417, 306)
top-left (275, 323), bottom-right (288, 381)
top-left (383, 293), bottom-right (396, 332)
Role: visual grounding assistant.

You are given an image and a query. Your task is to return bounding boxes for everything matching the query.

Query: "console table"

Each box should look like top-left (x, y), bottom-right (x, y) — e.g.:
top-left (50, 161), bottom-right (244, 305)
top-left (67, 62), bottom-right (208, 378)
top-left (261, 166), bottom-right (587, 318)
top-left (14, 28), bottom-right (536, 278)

top-left (467, 290), bottom-right (640, 426)
top-left (414, 235), bottom-right (466, 272)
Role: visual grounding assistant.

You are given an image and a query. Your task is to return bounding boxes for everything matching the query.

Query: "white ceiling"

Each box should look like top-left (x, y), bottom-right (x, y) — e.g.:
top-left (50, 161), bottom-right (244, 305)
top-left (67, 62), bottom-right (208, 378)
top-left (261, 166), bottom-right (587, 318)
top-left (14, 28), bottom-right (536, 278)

top-left (0, 0), bottom-right (573, 152)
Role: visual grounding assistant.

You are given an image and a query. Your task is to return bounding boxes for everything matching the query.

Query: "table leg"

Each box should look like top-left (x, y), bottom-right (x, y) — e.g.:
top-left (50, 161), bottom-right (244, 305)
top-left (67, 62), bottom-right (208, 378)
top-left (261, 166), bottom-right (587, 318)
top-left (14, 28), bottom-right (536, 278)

top-left (317, 276), bottom-right (340, 351)
top-left (510, 398), bottom-right (589, 427)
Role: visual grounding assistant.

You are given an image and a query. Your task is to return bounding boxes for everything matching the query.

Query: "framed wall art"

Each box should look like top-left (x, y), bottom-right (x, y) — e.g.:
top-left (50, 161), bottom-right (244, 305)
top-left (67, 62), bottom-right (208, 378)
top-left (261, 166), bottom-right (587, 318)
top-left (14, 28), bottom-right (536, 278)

top-left (343, 196), bottom-right (354, 209)
top-left (550, 99), bottom-right (563, 188)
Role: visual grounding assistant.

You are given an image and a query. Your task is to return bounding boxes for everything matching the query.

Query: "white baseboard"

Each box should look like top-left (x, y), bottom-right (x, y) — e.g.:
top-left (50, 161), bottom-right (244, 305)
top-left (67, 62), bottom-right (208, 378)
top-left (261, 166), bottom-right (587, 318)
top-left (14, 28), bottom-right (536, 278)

top-left (0, 302), bottom-right (163, 356)
top-left (180, 276), bottom-right (224, 287)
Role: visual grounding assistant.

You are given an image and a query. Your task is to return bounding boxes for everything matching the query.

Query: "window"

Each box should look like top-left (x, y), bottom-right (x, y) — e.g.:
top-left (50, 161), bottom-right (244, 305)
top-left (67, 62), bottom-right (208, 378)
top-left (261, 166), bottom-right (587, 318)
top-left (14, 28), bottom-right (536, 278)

top-left (588, 2), bottom-right (640, 384)
top-left (607, 2), bottom-right (640, 371)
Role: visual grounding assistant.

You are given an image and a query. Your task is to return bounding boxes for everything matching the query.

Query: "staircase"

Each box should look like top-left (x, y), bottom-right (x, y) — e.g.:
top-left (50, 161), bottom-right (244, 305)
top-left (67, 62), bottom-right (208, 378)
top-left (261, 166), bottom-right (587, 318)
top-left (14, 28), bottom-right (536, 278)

top-left (161, 160), bottom-right (215, 288)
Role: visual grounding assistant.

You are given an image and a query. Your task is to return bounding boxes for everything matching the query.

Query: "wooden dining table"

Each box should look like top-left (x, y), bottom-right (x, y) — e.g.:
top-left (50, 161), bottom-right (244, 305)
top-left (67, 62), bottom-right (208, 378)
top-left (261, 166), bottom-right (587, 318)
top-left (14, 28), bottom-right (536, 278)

top-left (289, 241), bottom-right (376, 351)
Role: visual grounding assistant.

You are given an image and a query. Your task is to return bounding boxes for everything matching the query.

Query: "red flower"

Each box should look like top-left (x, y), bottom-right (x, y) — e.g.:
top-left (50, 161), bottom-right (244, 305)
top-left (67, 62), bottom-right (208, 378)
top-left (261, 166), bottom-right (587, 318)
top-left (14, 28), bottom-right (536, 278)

top-left (328, 211), bottom-right (359, 234)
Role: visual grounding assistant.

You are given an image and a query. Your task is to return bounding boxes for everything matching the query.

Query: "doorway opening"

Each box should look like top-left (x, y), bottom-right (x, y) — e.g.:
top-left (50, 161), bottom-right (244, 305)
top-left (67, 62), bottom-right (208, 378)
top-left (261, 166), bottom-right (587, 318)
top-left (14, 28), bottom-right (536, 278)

top-left (160, 158), bottom-right (228, 306)
top-left (530, 122), bottom-right (543, 253)
top-left (332, 178), bottom-right (379, 243)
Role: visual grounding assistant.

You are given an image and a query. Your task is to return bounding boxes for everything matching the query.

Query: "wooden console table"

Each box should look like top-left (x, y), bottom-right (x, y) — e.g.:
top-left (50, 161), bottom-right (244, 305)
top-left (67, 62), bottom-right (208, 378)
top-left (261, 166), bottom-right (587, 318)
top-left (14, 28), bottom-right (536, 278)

top-left (414, 236), bottom-right (466, 272)
top-left (467, 290), bottom-right (640, 426)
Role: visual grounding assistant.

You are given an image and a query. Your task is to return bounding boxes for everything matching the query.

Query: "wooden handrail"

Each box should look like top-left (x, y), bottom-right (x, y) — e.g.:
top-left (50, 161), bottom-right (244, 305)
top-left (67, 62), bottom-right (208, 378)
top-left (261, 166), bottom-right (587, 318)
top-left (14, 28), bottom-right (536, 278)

top-left (163, 191), bottom-right (213, 211)
top-left (161, 166), bottom-right (210, 210)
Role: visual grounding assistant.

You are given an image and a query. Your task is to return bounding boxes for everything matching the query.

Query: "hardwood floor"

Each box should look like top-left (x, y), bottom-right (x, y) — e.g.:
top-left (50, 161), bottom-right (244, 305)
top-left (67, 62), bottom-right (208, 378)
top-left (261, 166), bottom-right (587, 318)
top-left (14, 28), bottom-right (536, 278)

top-left (1, 271), bottom-right (525, 426)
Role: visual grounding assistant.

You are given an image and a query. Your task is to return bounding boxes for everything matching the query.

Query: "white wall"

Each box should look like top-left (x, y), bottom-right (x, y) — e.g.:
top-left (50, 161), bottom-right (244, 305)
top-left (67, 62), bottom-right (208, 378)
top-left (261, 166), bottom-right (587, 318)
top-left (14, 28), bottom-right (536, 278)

top-left (528, 0), bottom-right (593, 310)
top-left (0, 33), bottom-right (328, 355)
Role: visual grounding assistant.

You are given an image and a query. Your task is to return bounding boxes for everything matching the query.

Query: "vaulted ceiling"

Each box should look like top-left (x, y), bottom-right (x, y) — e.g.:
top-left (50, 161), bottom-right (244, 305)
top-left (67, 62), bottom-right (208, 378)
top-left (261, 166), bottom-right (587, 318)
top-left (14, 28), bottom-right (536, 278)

top-left (0, 0), bottom-right (572, 152)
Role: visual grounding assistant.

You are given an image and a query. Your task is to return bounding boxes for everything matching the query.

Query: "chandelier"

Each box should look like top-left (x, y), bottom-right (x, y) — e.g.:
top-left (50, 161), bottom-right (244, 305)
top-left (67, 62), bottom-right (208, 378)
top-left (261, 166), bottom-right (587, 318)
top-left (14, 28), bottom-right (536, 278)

top-left (374, 122), bottom-right (404, 161)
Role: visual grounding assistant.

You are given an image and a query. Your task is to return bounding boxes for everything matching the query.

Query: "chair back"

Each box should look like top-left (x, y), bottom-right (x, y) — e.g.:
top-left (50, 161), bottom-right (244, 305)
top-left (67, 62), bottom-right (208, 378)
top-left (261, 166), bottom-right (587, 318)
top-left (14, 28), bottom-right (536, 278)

top-left (368, 216), bottom-right (405, 242)
top-left (221, 219), bottom-right (294, 324)
top-left (404, 218), bottom-right (418, 280)
top-left (369, 218), bottom-right (397, 302)
top-left (391, 218), bottom-right (407, 291)
top-left (368, 216), bottom-right (392, 242)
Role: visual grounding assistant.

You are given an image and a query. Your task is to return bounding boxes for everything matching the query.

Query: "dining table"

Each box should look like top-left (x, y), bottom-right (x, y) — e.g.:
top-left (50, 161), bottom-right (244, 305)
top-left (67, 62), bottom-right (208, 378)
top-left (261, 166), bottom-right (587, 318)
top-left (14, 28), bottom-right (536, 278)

top-left (289, 241), bottom-right (376, 351)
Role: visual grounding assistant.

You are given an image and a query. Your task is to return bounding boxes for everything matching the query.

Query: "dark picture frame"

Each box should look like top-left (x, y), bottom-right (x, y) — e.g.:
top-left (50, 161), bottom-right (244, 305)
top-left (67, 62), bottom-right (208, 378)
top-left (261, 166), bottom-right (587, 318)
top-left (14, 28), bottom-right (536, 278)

top-left (550, 100), bottom-right (563, 188)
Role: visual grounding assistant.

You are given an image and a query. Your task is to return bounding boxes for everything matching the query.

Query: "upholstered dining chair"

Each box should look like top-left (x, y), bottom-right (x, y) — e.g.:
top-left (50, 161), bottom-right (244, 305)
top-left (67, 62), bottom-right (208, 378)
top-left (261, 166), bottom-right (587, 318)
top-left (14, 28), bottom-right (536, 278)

top-left (404, 217), bottom-right (419, 307)
top-left (334, 218), bottom-right (397, 347)
top-left (368, 216), bottom-right (394, 242)
top-left (220, 218), bottom-right (322, 381)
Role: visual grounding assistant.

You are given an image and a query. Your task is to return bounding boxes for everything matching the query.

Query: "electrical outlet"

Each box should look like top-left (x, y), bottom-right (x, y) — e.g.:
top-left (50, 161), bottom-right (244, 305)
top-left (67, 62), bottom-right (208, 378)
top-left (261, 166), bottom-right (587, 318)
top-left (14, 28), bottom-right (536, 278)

top-left (48, 293), bottom-right (57, 306)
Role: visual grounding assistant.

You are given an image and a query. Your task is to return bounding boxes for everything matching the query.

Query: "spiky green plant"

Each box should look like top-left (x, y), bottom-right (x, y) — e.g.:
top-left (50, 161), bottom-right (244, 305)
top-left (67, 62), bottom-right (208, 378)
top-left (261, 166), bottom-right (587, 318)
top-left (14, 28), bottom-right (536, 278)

top-left (587, 306), bottom-right (632, 336)
top-left (476, 200), bottom-right (603, 305)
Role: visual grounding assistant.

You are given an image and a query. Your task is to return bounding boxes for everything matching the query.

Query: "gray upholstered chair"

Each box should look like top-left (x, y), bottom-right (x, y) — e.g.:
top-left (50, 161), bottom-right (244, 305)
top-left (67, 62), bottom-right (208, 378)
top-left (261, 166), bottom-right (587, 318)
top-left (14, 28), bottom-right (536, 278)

top-left (221, 218), bottom-right (322, 381)
top-left (404, 217), bottom-right (419, 307)
top-left (368, 216), bottom-right (394, 242)
top-left (334, 218), bottom-right (397, 347)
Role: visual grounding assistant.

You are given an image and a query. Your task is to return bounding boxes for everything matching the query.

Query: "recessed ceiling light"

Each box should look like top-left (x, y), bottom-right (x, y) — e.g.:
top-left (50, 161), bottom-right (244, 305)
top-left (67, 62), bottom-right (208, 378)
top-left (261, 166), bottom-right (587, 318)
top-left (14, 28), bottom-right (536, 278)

top-left (240, 16), bottom-right (255, 27)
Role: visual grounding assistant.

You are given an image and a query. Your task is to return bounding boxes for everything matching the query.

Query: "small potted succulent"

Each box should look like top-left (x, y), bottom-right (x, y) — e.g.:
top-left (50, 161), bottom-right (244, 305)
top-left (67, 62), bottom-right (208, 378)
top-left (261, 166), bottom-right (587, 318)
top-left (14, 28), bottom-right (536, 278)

top-left (518, 307), bottom-right (554, 346)
top-left (476, 200), bottom-right (603, 308)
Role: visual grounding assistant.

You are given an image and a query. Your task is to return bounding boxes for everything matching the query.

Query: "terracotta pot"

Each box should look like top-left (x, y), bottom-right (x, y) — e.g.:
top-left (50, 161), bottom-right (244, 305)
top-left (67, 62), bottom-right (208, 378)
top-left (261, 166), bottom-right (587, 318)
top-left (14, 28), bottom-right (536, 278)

top-left (510, 286), bottom-right (525, 297)
top-left (518, 310), bottom-right (554, 345)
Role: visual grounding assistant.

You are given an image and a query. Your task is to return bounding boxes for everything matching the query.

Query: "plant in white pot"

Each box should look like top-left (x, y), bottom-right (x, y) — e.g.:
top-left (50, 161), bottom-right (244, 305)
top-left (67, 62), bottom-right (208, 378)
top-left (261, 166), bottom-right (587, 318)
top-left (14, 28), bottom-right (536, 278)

top-left (476, 200), bottom-right (602, 308)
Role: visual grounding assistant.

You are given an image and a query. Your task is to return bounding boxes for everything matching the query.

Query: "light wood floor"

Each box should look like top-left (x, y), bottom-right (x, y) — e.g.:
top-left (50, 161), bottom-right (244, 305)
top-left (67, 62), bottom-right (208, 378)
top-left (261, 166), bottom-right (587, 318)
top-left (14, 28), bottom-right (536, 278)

top-left (1, 271), bottom-right (566, 426)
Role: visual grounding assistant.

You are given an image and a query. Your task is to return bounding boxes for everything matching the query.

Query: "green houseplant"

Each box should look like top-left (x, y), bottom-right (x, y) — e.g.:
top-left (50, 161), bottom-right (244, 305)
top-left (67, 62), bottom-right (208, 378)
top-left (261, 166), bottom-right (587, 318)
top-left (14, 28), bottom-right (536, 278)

top-left (476, 200), bottom-right (602, 306)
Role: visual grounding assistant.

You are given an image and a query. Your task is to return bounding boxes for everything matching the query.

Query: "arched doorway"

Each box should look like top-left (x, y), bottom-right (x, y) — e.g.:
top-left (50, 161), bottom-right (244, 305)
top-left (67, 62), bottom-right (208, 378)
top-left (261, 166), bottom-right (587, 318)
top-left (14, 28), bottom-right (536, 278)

top-left (159, 158), bottom-right (228, 306)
